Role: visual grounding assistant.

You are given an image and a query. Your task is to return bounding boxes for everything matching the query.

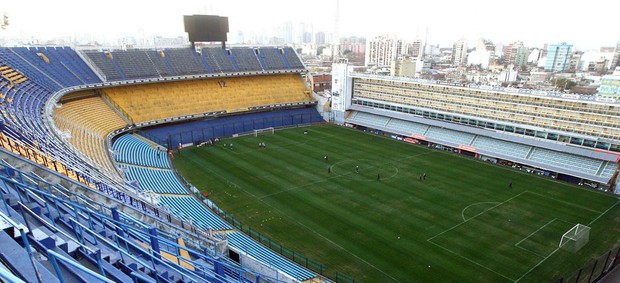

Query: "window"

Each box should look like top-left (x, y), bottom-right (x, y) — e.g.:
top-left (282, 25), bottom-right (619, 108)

top-left (583, 140), bottom-right (596, 148)
top-left (570, 138), bottom-right (583, 146)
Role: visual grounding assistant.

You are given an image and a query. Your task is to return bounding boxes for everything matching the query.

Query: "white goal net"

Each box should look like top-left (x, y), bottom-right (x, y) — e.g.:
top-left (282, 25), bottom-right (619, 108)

top-left (254, 127), bottom-right (275, 137)
top-left (559, 224), bottom-right (590, 253)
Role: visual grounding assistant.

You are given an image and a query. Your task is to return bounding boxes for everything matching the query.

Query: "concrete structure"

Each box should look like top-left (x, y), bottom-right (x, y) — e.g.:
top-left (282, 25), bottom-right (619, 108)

top-left (452, 38), bottom-right (468, 67)
top-left (307, 73), bottom-right (332, 93)
top-left (545, 43), bottom-right (573, 72)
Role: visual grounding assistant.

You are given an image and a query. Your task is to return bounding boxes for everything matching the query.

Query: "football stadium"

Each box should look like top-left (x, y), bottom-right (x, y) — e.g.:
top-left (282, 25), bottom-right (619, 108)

top-left (0, 15), bottom-right (619, 283)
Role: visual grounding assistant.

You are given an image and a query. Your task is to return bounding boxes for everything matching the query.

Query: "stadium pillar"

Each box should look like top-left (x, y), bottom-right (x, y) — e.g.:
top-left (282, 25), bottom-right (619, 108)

top-left (111, 207), bottom-right (124, 236)
top-left (149, 226), bottom-right (161, 260)
top-left (214, 261), bottom-right (225, 277)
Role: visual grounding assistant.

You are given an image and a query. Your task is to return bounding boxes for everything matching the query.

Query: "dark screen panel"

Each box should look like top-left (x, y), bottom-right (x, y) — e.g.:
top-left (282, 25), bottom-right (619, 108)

top-left (184, 15), bottom-right (229, 43)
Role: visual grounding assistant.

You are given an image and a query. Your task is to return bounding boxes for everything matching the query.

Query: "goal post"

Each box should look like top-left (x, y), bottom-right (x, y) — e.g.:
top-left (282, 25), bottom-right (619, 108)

top-left (254, 127), bottom-right (275, 137)
top-left (559, 224), bottom-right (590, 253)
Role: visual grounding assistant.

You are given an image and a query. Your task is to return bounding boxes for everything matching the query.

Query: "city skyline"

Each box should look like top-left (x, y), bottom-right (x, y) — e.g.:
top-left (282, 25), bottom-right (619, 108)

top-left (1, 0), bottom-right (618, 50)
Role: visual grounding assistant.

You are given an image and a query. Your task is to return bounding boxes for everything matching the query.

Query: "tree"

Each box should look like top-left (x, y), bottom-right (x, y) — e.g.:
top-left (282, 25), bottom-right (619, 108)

top-left (553, 78), bottom-right (576, 90)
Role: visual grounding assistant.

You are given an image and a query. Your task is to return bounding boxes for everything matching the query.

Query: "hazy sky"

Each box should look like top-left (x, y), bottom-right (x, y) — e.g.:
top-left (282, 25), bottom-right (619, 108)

top-left (1, 0), bottom-right (618, 50)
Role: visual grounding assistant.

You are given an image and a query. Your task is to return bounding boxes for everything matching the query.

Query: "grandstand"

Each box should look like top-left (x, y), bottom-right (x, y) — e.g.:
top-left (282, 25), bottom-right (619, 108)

top-left (0, 44), bottom-right (323, 282)
top-left (1, 37), bottom-right (619, 282)
top-left (334, 69), bottom-right (620, 188)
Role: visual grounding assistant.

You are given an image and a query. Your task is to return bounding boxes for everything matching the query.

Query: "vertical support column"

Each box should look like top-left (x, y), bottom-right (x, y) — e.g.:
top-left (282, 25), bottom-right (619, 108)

top-left (214, 261), bottom-right (225, 277)
top-left (149, 226), bottom-right (161, 260)
top-left (111, 206), bottom-right (124, 237)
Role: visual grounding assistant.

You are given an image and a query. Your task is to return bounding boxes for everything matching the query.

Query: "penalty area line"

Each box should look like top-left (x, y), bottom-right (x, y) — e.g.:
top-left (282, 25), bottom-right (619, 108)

top-left (428, 191), bottom-right (528, 242)
top-left (427, 239), bottom-right (516, 282)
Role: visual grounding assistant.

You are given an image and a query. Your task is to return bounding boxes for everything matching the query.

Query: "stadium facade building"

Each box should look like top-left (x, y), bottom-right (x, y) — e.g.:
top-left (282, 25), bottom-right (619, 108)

top-left (331, 62), bottom-right (620, 191)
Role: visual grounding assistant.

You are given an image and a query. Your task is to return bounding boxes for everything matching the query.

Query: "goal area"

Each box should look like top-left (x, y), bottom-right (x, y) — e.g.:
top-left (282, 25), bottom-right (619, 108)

top-left (254, 127), bottom-right (275, 137)
top-left (559, 224), bottom-right (590, 253)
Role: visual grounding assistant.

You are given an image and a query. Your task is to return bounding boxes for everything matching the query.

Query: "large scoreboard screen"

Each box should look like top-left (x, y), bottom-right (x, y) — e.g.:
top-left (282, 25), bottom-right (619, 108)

top-left (184, 15), bottom-right (229, 43)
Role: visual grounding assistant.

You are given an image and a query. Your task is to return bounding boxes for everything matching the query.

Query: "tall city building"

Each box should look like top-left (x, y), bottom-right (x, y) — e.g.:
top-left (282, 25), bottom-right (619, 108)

top-left (452, 38), bottom-right (468, 67)
top-left (407, 39), bottom-right (424, 58)
top-left (477, 38), bottom-right (495, 55)
top-left (504, 41), bottom-right (524, 66)
top-left (365, 35), bottom-right (404, 67)
top-left (611, 39), bottom-right (620, 70)
top-left (283, 21), bottom-right (293, 44)
top-left (391, 56), bottom-right (420, 78)
top-left (514, 46), bottom-right (530, 67)
top-left (545, 43), bottom-right (573, 72)
top-left (315, 31), bottom-right (326, 45)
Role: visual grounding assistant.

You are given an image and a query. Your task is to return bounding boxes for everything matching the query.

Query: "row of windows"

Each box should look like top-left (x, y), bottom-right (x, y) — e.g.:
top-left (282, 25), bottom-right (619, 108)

top-left (352, 99), bottom-right (620, 153)
top-left (355, 78), bottom-right (620, 115)
top-left (353, 89), bottom-right (620, 140)
top-left (354, 83), bottom-right (620, 128)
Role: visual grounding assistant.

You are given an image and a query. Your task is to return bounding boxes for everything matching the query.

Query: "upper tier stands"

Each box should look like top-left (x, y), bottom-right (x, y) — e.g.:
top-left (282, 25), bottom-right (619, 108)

top-left (82, 46), bottom-right (305, 81)
top-left (346, 110), bottom-right (618, 182)
top-left (102, 73), bottom-right (314, 123)
top-left (0, 47), bottom-right (101, 92)
top-left (53, 91), bottom-right (127, 177)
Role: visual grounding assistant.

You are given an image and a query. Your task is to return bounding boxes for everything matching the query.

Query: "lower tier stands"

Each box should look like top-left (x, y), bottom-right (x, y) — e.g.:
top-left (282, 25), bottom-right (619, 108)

top-left (102, 73), bottom-right (314, 123)
top-left (346, 110), bottom-right (618, 182)
top-left (0, 157), bottom-right (267, 283)
top-left (228, 232), bottom-right (316, 281)
top-left (425, 127), bottom-right (475, 147)
top-left (473, 136), bottom-right (532, 159)
top-left (119, 164), bottom-right (188, 195)
top-left (112, 134), bottom-right (170, 168)
top-left (159, 196), bottom-right (231, 231)
top-left (142, 107), bottom-right (324, 147)
top-left (529, 148), bottom-right (603, 176)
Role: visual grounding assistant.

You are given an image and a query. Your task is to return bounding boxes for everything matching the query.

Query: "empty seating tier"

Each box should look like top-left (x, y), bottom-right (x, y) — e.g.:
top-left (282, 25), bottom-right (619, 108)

top-left (473, 136), bottom-right (532, 159)
top-left (159, 195), bottom-right (231, 230)
top-left (113, 134), bottom-right (170, 168)
top-left (102, 74), bottom-right (314, 123)
top-left (53, 93), bottom-right (127, 176)
top-left (119, 164), bottom-right (187, 195)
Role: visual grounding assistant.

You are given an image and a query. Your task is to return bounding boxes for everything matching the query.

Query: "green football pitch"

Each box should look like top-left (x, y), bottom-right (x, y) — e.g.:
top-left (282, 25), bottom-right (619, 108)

top-left (172, 124), bottom-right (620, 282)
